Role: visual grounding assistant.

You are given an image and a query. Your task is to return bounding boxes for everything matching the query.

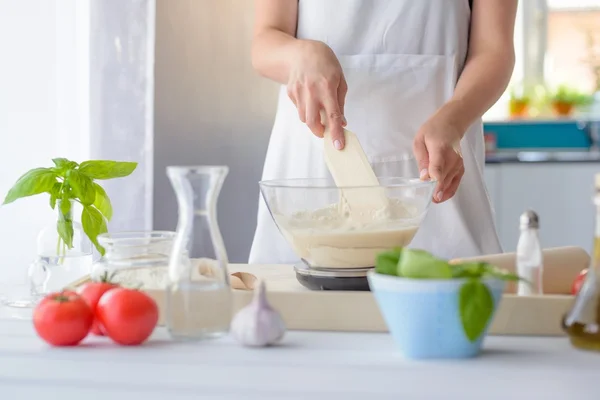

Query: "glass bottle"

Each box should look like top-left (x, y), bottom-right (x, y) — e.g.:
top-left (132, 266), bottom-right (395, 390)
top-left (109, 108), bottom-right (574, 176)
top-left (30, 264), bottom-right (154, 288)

top-left (5, 199), bottom-right (94, 308)
top-left (562, 173), bottom-right (600, 352)
top-left (516, 210), bottom-right (543, 296)
top-left (166, 166), bottom-right (232, 340)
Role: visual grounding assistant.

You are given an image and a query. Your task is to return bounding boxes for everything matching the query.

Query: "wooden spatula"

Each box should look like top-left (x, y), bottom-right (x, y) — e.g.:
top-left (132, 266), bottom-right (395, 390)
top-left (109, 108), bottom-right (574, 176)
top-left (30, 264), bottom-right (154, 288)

top-left (322, 122), bottom-right (389, 212)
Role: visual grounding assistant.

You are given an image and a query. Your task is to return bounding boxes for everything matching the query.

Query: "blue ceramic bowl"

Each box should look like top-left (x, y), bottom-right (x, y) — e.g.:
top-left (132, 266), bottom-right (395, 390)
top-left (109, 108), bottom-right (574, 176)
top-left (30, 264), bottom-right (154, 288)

top-left (367, 271), bottom-right (505, 359)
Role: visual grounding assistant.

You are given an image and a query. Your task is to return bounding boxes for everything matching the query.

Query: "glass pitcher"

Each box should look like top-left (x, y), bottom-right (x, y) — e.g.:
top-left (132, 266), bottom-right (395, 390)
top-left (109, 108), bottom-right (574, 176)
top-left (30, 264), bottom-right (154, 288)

top-left (166, 166), bottom-right (232, 340)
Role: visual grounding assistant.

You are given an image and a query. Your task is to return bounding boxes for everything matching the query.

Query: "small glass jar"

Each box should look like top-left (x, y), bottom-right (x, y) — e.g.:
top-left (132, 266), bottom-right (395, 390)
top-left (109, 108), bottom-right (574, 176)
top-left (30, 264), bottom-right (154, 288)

top-left (91, 231), bottom-right (178, 290)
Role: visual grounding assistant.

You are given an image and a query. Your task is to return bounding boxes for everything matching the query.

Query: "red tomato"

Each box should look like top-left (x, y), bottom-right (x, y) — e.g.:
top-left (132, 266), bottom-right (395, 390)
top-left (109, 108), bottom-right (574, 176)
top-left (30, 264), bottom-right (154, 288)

top-left (33, 291), bottom-right (94, 346)
top-left (571, 269), bottom-right (588, 295)
top-left (96, 288), bottom-right (158, 346)
top-left (77, 282), bottom-right (118, 336)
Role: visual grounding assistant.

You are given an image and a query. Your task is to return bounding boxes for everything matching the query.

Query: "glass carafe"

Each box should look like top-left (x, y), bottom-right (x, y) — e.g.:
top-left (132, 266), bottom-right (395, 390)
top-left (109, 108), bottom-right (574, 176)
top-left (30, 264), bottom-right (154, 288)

top-left (166, 166), bottom-right (231, 340)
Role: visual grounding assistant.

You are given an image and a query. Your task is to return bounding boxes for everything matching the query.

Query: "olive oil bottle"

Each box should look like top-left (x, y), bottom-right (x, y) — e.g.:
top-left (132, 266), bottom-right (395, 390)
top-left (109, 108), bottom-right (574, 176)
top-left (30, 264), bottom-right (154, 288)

top-left (562, 174), bottom-right (600, 352)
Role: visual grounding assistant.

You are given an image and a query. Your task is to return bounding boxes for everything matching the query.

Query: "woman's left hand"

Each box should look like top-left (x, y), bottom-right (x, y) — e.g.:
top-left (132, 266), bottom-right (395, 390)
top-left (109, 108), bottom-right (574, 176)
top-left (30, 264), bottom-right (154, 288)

top-left (413, 111), bottom-right (465, 204)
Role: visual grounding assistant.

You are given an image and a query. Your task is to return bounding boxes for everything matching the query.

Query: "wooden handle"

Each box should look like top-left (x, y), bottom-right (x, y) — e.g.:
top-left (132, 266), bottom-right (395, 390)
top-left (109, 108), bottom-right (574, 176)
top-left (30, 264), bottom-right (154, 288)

top-left (451, 246), bottom-right (589, 294)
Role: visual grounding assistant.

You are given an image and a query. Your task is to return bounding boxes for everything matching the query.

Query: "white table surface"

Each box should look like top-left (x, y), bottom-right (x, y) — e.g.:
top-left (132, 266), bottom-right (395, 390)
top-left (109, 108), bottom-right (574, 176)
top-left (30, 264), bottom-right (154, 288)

top-left (0, 315), bottom-right (599, 400)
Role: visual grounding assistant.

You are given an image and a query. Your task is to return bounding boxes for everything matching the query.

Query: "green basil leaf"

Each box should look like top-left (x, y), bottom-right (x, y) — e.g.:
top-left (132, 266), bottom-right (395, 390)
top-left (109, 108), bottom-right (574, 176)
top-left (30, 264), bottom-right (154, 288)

top-left (451, 262), bottom-right (487, 279)
top-left (3, 168), bottom-right (57, 205)
top-left (57, 199), bottom-right (74, 248)
top-left (57, 219), bottom-right (74, 249)
top-left (52, 158), bottom-right (70, 168)
top-left (459, 279), bottom-right (494, 342)
top-left (49, 182), bottom-right (62, 209)
top-left (52, 158), bottom-right (78, 173)
top-left (68, 170), bottom-right (95, 205)
top-left (59, 197), bottom-right (71, 217)
top-left (82, 205), bottom-right (108, 256)
top-left (399, 248), bottom-right (452, 279)
top-left (482, 265), bottom-right (524, 282)
top-left (79, 160), bottom-right (137, 180)
top-left (92, 183), bottom-right (113, 221)
top-left (375, 248), bottom-right (402, 276)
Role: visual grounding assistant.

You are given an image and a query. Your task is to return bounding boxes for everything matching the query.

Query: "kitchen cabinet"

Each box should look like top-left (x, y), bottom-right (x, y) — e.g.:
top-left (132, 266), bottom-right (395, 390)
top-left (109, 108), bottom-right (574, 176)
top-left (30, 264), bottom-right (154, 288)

top-left (484, 163), bottom-right (599, 255)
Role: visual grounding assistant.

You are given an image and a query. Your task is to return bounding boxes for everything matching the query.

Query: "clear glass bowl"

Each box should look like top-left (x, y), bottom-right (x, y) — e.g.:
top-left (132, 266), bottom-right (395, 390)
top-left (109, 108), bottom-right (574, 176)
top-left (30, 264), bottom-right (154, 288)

top-left (260, 177), bottom-right (436, 269)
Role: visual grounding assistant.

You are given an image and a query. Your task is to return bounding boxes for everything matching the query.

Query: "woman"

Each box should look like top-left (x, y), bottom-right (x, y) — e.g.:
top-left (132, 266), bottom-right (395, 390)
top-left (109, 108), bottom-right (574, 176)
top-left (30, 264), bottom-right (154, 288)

top-left (249, 0), bottom-right (517, 264)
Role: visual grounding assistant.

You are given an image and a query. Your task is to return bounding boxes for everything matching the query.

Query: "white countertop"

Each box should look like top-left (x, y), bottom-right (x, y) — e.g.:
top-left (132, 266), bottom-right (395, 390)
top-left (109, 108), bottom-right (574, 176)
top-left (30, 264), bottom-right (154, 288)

top-left (0, 318), bottom-right (598, 400)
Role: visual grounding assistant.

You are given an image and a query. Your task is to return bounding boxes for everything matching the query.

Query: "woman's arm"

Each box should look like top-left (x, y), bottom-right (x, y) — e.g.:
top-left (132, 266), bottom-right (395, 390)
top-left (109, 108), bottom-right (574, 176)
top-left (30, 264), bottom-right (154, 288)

top-left (437, 0), bottom-right (519, 133)
top-left (251, 0), bottom-right (348, 148)
top-left (413, 0), bottom-right (518, 203)
top-left (251, 0), bottom-right (299, 84)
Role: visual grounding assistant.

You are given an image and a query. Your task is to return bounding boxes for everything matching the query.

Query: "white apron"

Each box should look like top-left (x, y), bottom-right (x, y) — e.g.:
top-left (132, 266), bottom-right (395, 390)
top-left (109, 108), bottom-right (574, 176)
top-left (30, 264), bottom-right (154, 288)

top-left (248, 0), bottom-right (503, 264)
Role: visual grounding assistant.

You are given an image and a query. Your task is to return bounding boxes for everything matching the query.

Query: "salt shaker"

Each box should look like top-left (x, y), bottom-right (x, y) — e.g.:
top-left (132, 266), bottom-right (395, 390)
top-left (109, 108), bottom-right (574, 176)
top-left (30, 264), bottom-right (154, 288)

top-left (516, 210), bottom-right (543, 295)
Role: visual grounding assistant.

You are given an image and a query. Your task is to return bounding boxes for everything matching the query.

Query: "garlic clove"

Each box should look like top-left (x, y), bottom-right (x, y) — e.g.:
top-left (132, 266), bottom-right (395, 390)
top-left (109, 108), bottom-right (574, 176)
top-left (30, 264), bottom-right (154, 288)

top-left (230, 280), bottom-right (286, 347)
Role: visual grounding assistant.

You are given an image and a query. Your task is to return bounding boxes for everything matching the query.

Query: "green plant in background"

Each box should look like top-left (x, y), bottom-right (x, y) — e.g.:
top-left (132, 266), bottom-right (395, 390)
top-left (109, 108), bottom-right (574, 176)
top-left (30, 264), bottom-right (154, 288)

top-left (2, 159), bottom-right (137, 256)
top-left (508, 83), bottom-right (533, 118)
top-left (551, 84), bottom-right (594, 106)
top-left (509, 85), bottom-right (531, 103)
top-left (375, 248), bottom-right (524, 342)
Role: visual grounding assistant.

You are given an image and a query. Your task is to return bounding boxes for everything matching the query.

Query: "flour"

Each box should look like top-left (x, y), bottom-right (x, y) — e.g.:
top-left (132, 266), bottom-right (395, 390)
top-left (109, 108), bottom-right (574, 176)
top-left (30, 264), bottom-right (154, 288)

top-left (274, 199), bottom-right (421, 268)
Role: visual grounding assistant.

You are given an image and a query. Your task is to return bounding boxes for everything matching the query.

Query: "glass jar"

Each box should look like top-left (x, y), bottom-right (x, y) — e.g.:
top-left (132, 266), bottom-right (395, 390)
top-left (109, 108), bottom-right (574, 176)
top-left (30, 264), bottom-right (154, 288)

top-left (91, 231), bottom-right (177, 290)
top-left (166, 166), bottom-right (232, 340)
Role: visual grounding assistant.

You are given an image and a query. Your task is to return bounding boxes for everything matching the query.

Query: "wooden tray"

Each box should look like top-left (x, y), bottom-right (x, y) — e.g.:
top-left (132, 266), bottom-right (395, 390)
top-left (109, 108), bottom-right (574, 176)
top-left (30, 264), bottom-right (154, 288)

top-left (137, 246), bottom-right (589, 337)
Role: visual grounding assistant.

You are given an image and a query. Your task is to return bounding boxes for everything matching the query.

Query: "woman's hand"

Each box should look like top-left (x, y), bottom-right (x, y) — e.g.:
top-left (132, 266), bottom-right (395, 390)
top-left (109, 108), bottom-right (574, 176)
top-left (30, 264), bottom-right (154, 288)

top-left (413, 109), bottom-right (465, 204)
top-left (287, 40), bottom-right (348, 149)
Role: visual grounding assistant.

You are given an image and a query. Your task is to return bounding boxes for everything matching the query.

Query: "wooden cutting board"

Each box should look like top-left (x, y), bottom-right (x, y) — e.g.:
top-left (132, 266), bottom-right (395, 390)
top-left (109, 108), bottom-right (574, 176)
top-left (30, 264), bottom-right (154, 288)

top-left (139, 246), bottom-right (589, 336)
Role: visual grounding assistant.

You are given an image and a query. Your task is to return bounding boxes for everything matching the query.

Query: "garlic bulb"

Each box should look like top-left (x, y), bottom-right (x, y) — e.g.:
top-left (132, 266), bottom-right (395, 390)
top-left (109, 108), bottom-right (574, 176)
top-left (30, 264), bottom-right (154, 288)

top-left (230, 280), bottom-right (286, 347)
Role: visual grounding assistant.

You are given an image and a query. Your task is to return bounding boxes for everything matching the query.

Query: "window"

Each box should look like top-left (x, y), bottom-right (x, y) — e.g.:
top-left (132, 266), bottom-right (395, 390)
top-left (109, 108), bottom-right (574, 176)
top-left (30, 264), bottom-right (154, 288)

top-left (546, 1), bottom-right (600, 92)
top-left (0, 0), bottom-right (154, 287)
top-left (484, 0), bottom-right (600, 121)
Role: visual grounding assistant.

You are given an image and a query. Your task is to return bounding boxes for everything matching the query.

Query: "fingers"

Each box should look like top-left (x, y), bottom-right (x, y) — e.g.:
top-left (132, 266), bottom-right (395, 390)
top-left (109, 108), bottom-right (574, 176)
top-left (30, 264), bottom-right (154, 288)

top-left (434, 159), bottom-right (464, 203)
top-left (322, 88), bottom-right (345, 150)
top-left (431, 152), bottom-right (464, 204)
top-left (441, 163), bottom-right (464, 202)
top-left (305, 95), bottom-right (324, 137)
top-left (338, 76), bottom-right (348, 126)
top-left (413, 137), bottom-right (430, 180)
top-left (427, 145), bottom-right (449, 201)
top-left (287, 76), bottom-right (347, 143)
top-left (287, 85), bottom-right (306, 123)
top-left (287, 82), bottom-right (325, 137)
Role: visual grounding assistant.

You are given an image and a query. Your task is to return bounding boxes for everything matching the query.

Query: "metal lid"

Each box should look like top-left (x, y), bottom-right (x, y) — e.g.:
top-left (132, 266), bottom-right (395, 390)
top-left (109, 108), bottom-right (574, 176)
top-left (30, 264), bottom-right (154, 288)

top-left (520, 210), bottom-right (539, 229)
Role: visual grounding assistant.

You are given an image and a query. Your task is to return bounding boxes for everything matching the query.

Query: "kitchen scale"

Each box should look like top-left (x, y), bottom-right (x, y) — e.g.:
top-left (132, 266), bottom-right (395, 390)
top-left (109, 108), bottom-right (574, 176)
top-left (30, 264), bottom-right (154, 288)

top-left (294, 263), bottom-right (372, 291)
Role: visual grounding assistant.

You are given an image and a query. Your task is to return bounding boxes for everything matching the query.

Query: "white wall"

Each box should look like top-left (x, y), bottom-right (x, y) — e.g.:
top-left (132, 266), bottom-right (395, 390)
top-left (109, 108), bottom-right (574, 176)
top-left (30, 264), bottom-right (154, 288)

top-left (153, 0), bottom-right (279, 262)
top-left (0, 0), bottom-right (89, 284)
top-left (0, 0), bottom-right (154, 291)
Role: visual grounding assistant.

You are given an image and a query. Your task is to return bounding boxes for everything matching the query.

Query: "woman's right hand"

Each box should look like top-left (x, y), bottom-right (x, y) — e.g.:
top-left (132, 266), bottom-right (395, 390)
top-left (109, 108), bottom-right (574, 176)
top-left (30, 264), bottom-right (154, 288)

top-left (287, 40), bottom-right (348, 150)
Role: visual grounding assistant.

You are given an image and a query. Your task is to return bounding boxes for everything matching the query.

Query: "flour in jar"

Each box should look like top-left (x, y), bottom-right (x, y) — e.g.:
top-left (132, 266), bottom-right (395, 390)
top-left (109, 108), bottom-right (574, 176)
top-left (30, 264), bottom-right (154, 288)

top-left (274, 198), bottom-right (421, 268)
